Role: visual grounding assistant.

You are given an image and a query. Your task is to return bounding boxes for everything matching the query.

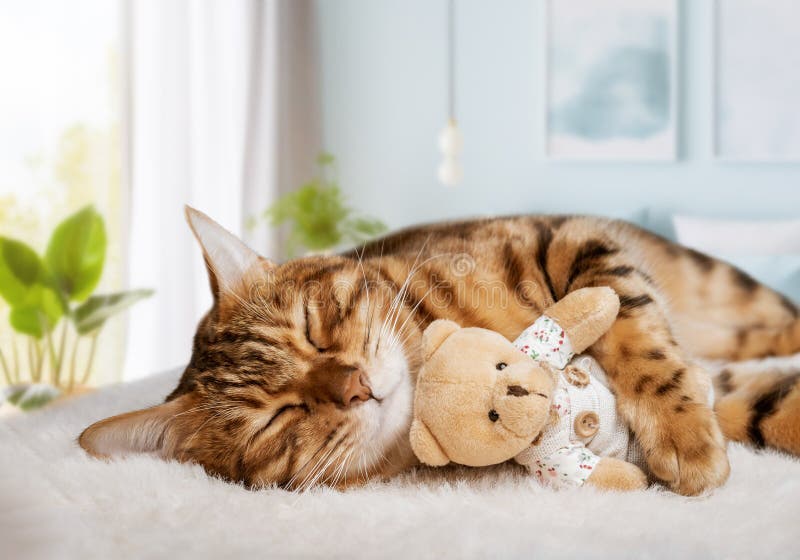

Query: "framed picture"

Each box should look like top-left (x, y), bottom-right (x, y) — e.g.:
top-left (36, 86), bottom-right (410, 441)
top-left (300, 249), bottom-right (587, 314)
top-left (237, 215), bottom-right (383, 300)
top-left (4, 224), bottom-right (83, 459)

top-left (714, 0), bottom-right (800, 161)
top-left (544, 0), bottom-right (677, 161)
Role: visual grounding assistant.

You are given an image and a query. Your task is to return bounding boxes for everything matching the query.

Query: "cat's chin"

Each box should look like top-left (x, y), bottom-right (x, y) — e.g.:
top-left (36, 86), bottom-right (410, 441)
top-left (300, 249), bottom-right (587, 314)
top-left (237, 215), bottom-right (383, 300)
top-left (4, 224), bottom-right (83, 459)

top-left (348, 352), bottom-right (416, 478)
top-left (349, 399), bottom-right (417, 482)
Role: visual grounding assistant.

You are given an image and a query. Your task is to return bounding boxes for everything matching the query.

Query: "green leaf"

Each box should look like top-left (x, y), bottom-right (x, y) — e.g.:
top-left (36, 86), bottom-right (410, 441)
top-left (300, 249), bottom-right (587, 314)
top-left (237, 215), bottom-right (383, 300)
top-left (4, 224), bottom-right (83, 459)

top-left (72, 289), bottom-right (153, 335)
top-left (255, 152), bottom-right (384, 255)
top-left (9, 284), bottom-right (65, 338)
top-left (316, 151), bottom-right (335, 166)
top-left (0, 237), bottom-right (44, 306)
top-left (347, 217), bottom-right (387, 238)
top-left (45, 206), bottom-right (106, 302)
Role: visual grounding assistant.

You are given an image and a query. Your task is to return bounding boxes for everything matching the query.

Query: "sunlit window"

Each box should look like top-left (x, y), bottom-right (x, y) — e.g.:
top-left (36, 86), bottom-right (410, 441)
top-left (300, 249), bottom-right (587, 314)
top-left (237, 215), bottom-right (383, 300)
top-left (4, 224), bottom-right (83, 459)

top-left (0, 1), bottom-right (124, 396)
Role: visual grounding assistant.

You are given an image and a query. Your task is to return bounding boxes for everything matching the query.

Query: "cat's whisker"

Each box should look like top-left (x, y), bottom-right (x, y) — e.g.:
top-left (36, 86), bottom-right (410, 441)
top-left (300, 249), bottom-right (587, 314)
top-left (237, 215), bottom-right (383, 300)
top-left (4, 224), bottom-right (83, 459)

top-left (383, 279), bottom-right (444, 358)
top-left (327, 429), bottom-right (363, 490)
top-left (295, 444), bottom-right (337, 494)
top-left (352, 439), bottom-right (366, 483)
top-left (333, 445), bottom-right (356, 488)
top-left (353, 245), bottom-right (374, 345)
top-left (355, 432), bottom-right (372, 483)
top-left (285, 436), bottom-right (332, 491)
top-left (295, 426), bottom-right (352, 493)
top-left (330, 450), bottom-right (346, 488)
top-left (375, 237), bottom-right (434, 351)
top-left (182, 408), bottom-right (231, 449)
top-left (305, 438), bottom-right (347, 492)
top-left (379, 250), bottom-right (453, 354)
top-left (366, 237), bottom-right (388, 356)
top-left (344, 448), bottom-right (359, 487)
top-left (289, 426), bottom-right (343, 491)
top-left (170, 403), bottom-right (232, 419)
top-left (224, 288), bottom-right (269, 323)
top-left (382, 253), bottom-right (450, 332)
top-left (389, 280), bottom-right (442, 347)
top-left (362, 443), bottom-right (377, 482)
top-left (357, 429), bottom-right (386, 483)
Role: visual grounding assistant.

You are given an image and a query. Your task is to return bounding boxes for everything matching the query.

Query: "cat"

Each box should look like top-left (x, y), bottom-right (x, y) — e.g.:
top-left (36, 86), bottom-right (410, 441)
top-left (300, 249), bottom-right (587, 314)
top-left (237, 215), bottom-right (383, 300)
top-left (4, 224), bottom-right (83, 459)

top-left (79, 208), bottom-right (800, 495)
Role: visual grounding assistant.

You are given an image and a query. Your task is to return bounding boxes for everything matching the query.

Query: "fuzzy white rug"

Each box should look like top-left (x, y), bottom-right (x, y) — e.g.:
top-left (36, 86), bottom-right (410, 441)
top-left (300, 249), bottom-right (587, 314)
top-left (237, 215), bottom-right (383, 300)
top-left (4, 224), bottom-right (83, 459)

top-left (2, 366), bottom-right (799, 560)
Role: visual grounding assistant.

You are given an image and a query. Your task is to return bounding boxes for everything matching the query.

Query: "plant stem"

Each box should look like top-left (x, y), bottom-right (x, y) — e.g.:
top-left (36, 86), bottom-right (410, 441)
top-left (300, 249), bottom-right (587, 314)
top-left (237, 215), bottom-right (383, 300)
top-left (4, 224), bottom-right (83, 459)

top-left (34, 340), bottom-right (45, 382)
top-left (0, 346), bottom-right (12, 385)
top-left (27, 338), bottom-right (35, 383)
top-left (53, 322), bottom-right (68, 388)
top-left (45, 327), bottom-right (58, 385)
top-left (79, 332), bottom-right (100, 386)
top-left (12, 336), bottom-right (20, 383)
top-left (68, 334), bottom-right (80, 391)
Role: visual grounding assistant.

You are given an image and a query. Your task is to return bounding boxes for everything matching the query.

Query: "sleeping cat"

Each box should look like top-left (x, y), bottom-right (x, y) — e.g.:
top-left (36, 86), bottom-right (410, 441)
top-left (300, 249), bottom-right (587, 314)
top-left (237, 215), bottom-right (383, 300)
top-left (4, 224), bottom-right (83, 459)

top-left (79, 208), bottom-right (800, 495)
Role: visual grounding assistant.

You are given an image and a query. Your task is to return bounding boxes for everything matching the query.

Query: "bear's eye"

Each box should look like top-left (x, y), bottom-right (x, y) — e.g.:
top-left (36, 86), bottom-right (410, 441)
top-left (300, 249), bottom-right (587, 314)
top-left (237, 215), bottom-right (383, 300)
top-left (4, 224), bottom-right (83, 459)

top-left (496, 362), bottom-right (507, 371)
top-left (488, 409), bottom-right (499, 422)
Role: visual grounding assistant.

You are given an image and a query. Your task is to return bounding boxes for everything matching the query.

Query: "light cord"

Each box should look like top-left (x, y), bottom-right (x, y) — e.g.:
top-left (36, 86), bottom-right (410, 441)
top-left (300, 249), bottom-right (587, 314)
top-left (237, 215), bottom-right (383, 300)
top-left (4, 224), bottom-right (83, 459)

top-left (447, 0), bottom-right (455, 121)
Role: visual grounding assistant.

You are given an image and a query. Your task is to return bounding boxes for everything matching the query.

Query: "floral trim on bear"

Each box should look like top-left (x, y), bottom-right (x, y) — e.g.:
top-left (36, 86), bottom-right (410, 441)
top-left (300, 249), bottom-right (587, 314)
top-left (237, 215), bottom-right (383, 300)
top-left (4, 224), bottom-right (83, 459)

top-left (532, 444), bottom-right (601, 489)
top-left (513, 315), bottom-right (575, 370)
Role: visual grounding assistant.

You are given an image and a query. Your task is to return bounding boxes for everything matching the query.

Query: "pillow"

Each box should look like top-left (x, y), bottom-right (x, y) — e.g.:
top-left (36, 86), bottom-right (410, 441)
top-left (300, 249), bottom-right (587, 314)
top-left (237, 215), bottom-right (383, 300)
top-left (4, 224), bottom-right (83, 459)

top-left (641, 207), bottom-right (678, 240)
top-left (672, 215), bottom-right (800, 256)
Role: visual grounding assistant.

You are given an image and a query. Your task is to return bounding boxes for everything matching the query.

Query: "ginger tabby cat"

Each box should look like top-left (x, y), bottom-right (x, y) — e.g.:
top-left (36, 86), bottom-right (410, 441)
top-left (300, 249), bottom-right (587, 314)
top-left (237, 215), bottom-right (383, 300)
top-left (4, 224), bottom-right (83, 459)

top-left (80, 208), bottom-right (800, 495)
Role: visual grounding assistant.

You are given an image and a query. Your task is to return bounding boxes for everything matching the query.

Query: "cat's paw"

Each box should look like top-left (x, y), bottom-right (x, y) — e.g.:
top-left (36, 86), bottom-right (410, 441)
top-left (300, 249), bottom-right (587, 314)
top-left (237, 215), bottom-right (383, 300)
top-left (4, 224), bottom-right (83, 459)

top-left (645, 404), bottom-right (730, 496)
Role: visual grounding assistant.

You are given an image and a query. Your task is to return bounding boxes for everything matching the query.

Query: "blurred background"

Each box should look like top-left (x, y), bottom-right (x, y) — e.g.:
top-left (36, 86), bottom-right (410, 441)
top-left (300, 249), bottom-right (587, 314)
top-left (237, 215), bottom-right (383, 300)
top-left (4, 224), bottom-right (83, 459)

top-left (2, 0), bottom-right (800, 407)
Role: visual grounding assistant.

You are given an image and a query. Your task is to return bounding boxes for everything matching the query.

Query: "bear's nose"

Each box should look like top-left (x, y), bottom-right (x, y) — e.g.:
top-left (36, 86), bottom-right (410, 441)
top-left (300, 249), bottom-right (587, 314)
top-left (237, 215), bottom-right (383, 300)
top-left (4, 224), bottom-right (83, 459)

top-left (506, 385), bottom-right (530, 397)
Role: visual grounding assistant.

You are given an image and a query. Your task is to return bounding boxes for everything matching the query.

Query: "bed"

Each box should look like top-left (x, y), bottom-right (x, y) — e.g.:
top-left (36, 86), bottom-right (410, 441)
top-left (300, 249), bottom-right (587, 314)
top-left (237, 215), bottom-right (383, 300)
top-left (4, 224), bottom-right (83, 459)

top-left (2, 357), bottom-right (799, 559)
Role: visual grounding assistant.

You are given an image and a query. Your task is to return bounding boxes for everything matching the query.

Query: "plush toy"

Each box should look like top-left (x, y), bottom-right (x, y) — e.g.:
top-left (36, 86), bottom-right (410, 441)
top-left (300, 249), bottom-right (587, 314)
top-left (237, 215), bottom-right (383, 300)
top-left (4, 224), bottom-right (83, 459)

top-left (409, 287), bottom-right (649, 491)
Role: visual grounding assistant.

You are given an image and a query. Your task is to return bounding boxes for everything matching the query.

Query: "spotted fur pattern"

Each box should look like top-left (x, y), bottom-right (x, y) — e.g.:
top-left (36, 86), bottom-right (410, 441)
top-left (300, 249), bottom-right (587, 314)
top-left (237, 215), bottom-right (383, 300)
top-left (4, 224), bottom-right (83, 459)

top-left (80, 215), bottom-right (800, 495)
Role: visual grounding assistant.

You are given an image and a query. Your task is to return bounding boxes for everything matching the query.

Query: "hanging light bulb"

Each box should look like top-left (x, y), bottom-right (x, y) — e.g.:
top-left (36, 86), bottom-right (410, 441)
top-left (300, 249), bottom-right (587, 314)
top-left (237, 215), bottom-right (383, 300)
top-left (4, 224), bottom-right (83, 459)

top-left (438, 0), bottom-right (462, 187)
top-left (438, 119), bottom-right (463, 186)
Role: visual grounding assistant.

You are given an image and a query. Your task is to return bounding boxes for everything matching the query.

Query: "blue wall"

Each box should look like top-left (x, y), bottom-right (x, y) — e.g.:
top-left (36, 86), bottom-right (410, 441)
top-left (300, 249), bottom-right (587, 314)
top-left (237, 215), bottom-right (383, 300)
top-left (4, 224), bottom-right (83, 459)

top-left (316, 0), bottom-right (800, 237)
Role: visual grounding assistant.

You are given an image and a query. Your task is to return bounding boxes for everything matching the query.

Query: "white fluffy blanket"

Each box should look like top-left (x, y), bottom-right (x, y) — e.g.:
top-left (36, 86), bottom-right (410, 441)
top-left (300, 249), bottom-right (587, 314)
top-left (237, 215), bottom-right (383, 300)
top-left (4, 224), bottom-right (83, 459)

top-left (2, 365), bottom-right (800, 560)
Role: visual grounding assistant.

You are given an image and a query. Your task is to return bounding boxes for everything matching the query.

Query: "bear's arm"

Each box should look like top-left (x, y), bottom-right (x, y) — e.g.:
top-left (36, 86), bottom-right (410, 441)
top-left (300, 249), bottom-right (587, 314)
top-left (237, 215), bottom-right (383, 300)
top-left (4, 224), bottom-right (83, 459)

top-left (518, 443), bottom-right (601, 489)
top-left (585, 457), bottom-right (648, 491)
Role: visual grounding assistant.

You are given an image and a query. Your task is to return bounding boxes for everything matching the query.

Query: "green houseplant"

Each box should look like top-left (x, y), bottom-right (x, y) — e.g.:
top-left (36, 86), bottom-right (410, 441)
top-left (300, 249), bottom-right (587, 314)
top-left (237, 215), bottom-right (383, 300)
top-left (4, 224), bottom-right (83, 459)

top-left (0, 205), bottom-right (152, 410)
top-left (252, 153), bottom-right (387, 256)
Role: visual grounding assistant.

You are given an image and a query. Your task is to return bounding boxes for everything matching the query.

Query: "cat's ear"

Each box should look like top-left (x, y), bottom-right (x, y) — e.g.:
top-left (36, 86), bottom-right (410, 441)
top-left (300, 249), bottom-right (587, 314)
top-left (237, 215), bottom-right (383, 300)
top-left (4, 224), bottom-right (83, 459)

top-left (184, 206), bottom-right (273, 300)
top-left (78, 394), bottom-right (193, 459)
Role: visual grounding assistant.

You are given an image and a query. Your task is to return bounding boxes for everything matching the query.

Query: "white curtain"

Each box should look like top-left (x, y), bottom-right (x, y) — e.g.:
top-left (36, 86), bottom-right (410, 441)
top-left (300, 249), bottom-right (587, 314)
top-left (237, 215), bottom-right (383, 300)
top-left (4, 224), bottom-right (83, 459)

top-left (122, 0), bottom-right (320, 381)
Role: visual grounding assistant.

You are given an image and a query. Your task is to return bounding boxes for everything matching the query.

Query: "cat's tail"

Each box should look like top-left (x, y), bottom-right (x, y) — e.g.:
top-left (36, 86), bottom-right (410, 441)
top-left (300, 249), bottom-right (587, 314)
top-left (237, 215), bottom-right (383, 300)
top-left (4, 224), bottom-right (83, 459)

top-left (713, 364), bottom-right (800, 455)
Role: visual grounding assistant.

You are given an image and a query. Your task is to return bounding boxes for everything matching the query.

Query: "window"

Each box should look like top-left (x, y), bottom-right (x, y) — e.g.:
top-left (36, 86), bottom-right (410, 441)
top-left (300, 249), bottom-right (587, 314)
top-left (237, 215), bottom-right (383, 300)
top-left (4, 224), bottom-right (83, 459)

top-left (0, 1), bottom-right (125, 393)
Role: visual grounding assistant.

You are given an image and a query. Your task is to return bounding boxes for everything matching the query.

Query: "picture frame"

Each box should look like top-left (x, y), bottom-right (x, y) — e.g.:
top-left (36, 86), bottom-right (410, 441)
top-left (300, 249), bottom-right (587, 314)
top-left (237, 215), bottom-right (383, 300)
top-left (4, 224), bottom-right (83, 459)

top-left (713, 0), bottom-right (800, 162)
top-left (543, 0), bottom-right (678, 161)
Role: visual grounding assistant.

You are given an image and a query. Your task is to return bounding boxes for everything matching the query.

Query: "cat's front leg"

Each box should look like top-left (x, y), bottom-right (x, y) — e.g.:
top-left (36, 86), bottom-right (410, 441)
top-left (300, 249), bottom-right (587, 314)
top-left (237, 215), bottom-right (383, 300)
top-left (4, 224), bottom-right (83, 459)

top-left (581, 277), bottom-right (730, 496)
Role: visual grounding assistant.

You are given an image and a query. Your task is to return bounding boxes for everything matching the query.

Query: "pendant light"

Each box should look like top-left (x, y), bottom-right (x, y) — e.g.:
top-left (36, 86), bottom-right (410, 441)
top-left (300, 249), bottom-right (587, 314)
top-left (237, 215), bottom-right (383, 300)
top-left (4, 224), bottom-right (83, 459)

top-left (438, 0), bottom-right (462, 186)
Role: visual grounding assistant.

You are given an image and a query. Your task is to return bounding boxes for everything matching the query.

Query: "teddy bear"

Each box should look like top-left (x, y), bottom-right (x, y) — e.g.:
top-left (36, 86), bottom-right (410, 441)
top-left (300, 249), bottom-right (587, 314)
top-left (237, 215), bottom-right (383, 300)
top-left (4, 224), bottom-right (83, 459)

top-left (408, 287), bottom-right (650, 491)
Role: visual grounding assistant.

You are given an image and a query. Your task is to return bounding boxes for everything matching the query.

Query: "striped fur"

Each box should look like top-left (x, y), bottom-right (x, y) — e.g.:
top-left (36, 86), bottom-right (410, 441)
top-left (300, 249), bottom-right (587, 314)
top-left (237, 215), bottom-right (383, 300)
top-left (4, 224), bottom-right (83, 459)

top-left (714, 367), bottom-right (800, 455)
top-left (80, 215), bottom-right (800, 495)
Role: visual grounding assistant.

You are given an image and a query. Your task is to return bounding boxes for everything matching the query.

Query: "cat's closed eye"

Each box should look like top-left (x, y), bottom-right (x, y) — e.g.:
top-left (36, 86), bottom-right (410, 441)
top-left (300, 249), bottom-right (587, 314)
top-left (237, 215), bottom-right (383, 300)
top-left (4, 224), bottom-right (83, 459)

top-left (266, 404), bottom-right (308, 429)
top-left (304, 304), bottom-right (326, 352)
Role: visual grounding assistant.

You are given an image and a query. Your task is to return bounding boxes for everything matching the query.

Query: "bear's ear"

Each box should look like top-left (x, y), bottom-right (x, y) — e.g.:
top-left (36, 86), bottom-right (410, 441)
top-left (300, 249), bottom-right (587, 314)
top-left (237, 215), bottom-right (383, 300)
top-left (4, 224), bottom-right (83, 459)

top-left (421, 319), bottom-right (461, 361)
top-left (409, 419), bottom-right (450, 466)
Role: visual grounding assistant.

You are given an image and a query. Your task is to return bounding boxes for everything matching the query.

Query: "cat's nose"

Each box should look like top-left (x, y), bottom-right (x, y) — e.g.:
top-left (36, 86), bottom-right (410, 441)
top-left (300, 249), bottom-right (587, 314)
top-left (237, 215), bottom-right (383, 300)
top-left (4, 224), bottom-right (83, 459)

top-left (342, 370), bottom-right (372, 407)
